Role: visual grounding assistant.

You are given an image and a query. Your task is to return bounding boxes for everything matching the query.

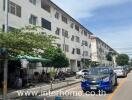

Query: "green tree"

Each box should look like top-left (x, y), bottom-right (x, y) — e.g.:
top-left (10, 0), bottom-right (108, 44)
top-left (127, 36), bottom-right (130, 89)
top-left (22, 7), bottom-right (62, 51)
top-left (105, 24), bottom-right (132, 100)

top-left (43, 47), bottom-right (69, 73)
top-left (106, 51), bottom-right (117, 62)
top-left (90, 61), bottom-right (100, 67)
top-left (0, 26), bottom-right (56, 98)
top-left (116, 54), bottom-right (129, 66)
top-left (0, 26), bottom-right (56, 58)
top-left (81, 59), bottom-right (91, 68)
top-left (106, 52), bottom-right (112, 61)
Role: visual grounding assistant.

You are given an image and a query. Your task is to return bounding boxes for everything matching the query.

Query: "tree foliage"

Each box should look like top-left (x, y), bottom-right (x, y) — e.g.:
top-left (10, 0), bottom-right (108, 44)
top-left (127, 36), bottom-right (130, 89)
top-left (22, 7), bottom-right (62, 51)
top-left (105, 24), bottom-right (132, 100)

top-left (43, 47), bottom-right (69, 68)
top-left (0, 26), bottom-right (56, 58)
top-left (106, 53), bottom-right (112, 61)
top-left (81, 59), bottom-right (100, 68)
top-left (106, 51), bottom-right (117, 61)
top-left (116, 54), bottom-right (129, 66)
top-left (90, 61), bottom-right (100, 67)
top-left (81, 59), bottom-right (91, 68)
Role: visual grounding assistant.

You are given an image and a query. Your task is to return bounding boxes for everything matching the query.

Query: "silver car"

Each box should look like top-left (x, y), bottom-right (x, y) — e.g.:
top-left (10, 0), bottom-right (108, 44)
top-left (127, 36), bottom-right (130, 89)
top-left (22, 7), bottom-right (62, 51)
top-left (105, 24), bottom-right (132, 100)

top-left (114, 66), bottom-right (127, 77)
top-left (76, 69), bottom-right (89, 79)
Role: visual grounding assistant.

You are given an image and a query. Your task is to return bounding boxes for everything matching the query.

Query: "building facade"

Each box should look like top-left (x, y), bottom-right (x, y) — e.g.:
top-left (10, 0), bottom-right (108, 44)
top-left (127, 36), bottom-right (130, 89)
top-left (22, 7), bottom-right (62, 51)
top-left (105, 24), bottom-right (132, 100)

top-left (91, 36), bottom-right (117, 66)
top-left (0, 0), bottom-right (93, 72)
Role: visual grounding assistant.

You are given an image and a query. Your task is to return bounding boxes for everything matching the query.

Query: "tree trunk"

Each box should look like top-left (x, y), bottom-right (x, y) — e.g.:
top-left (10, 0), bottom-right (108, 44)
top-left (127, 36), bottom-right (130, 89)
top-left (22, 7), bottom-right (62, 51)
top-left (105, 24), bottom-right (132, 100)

top-left (3, 59), bottom-right (8, 100)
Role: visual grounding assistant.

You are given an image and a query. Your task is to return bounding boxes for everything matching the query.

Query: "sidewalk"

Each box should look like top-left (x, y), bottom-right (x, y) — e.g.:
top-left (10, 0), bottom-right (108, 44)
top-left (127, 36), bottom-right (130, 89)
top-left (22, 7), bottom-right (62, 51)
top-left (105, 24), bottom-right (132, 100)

top-left (7, 77), bottom-right (81, 99)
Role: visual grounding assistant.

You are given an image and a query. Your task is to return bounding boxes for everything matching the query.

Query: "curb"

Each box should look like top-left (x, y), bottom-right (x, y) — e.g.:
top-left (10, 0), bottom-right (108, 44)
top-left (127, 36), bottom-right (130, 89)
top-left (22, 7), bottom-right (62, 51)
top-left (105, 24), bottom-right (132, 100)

top-left (7, 79), bottom-right (81, 99)
top-left (50, 80), bottom-right (81, 91)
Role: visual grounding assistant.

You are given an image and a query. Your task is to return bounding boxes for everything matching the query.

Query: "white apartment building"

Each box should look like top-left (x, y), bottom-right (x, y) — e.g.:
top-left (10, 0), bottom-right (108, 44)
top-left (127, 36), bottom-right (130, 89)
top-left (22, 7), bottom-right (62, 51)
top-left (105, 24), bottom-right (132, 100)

top-left (91, 36), bottom-right (117, 66)
top-left (0, 0), bottom-right (93, 72)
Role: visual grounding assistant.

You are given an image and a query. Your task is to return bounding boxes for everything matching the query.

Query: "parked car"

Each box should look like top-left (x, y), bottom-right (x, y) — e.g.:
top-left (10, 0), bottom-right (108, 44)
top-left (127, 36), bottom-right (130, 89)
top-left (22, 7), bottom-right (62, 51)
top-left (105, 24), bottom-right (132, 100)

top-left (124, 65), bottom-right (131, 73)
top-left (114, 66), bottom-right (127, 77)
top-left (76, 69), bottom-right (89, 79)
top-left (64, 71), bottom-right (75, 77)
top-left (81, 67), bottom-right (117, 93)
top-left (130, 66), bottom-right (132, 71)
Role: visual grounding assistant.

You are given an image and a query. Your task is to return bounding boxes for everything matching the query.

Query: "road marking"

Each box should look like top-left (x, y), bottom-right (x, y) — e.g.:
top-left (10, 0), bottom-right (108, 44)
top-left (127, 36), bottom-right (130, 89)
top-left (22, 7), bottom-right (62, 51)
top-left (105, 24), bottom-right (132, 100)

top-left (107, 78), bottom-right (127, 100)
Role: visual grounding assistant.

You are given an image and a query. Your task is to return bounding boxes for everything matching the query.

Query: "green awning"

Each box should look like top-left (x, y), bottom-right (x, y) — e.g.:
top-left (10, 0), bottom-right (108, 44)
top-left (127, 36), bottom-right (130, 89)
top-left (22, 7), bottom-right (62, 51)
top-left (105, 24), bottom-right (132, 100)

top-left (17, 55), bottom-right (50, 63)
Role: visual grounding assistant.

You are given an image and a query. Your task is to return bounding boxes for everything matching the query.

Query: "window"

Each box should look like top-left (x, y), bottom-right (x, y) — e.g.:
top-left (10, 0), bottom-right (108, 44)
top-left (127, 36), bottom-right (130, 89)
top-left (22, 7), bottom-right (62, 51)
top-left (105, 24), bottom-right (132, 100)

top-left (10, 2), bottom-right (16, 15)
top-left (76, 36), bottom-right (80, 43)
top-left (41, 18), bottom-right (51, 30)
top-left (70, 23), bottom-right (74, 28)
top-left (29, 15), bottom-right (37, 25)
top-left (84, 31), bottom-right (87, 36)
top-left (55, 27), bottom-right (60, 35)
top-left (71, 35), bottom-right (74, 41)
top-left (62, 29), bottom-right (68, 38)
top-left (83, 51), bottom-right (88, 56)
top-left (55, 12), bottom-right (59, 19)
top-left (41, 0), bottom-right (50, 12)
top-left (3, 0), bottom-right (5, 10)
top-left (2, 25), bottom-right (5, 32)
top-left (76, 48), bottom-right (81, 55)
top-left (82, 40), bottom-right (88, 46)
top-left (57, 44), bottom-right (61, 48)
top-left (62, 15), bottom-right (68, 24)
top-left (89, 44), bottom-right (91, 48)
top-left (16, 6), bottom-right (21, 17)
top-left (9, 1), bottom-right (21, 17)
top-left (75, 25), bottom-right (79, 31)
top-left (77, 61), bottom-right (81, 67)
top-left (72, 48), bottom-right (75, 54)
top-left (29, 0), bottom-right (36, 5)
top-left (82, 41), bottom-right (85, 46)
top-left (81, 30), bottom-right (84, 35)
top-left (63, 44), bottom-right (69, 52)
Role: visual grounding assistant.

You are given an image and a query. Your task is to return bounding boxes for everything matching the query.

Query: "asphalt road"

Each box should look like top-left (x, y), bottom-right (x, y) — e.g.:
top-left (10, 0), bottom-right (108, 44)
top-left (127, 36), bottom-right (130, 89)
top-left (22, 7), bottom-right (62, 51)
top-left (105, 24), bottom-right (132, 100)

top-left (15, 71), bottom-right (132, 100)
top-left (46, 71), bottom-right (132, 100)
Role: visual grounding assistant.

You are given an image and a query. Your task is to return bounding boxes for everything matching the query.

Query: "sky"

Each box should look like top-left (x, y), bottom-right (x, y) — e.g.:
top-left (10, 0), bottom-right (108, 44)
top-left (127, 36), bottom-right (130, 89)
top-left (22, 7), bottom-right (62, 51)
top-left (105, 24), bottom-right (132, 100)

top-left (51, 0), bottom-right (132, 58)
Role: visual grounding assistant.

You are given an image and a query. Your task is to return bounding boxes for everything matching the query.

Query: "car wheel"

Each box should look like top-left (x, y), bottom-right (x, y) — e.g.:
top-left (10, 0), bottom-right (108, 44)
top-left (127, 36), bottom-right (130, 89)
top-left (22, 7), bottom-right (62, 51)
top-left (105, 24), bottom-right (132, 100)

top-left (82, 90), bottom-right (87, 93)
top-left (126, 73), bottom-right (127, 77)
top-left (108, 84), bottom-right (114, 93)
top-left (124, 73), bottom-right (127, 78)
top-left (114, 78), bottom-right (118, 86)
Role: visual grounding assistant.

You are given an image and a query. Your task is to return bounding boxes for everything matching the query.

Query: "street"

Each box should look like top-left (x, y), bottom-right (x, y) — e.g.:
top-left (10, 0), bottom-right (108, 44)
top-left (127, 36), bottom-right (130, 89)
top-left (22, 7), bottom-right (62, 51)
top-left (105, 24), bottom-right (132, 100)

top-left (0, 0), bottom-right (132, 100)
top-left (16, 70), bottom-right (132, 100)
top-left (46, 71), bottom-right (132, 100)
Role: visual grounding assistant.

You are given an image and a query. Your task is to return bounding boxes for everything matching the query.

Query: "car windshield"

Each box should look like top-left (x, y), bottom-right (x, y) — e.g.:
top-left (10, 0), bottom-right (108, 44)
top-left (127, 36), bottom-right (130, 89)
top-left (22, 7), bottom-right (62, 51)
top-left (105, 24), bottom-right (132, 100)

top-left (82, 70), bottom-right (88, 72)
top-left (114, 68), bottom-right (123, 70)
top-left (88, 68), bottom-right (110, 75)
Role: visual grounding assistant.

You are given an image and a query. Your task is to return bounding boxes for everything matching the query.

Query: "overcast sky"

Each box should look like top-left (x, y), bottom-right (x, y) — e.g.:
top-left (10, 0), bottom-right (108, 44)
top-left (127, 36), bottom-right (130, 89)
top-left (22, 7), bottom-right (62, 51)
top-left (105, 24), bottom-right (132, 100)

top-left (51, 0), bottom-right (132, 58)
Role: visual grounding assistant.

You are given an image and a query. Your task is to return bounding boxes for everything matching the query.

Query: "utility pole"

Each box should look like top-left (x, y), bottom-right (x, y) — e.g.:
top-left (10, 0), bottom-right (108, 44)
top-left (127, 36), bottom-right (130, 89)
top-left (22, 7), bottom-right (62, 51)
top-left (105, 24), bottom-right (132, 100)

top-left (82, 42), bottom-right (85, 69)
top-left (5, 0), bottom-right (9, 32)
top-left (83, 44), bottom-right (84, 69)
top-left (3, 0), bottom-right (9, 100)
top-left (63, 29), bottom-right (66, 54)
